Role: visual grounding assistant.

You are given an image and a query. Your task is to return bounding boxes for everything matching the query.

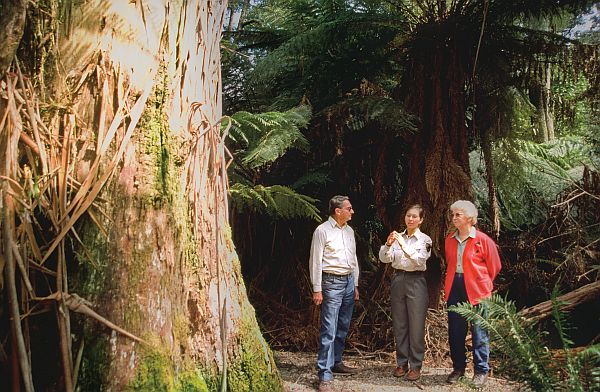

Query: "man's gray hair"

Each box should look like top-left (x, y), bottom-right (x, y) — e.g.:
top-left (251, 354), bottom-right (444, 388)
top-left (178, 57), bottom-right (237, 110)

top-left (450, 200), bottom-right (478, 224)
top-left (329, 195), bottom-right (349, 216)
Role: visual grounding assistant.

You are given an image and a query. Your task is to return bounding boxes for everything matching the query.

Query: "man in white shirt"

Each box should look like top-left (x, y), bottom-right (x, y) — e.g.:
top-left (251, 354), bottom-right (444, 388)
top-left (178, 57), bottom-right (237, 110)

top-left (309, 195), bottom-right (360, 392)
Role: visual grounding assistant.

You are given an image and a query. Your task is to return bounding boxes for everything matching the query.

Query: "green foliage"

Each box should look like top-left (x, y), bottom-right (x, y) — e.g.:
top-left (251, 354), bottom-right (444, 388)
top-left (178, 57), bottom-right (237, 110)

top-left (126, 349), bottom-right (175, 391)
top-left (471, 135), bottom-right (597, 229)
top-left (449, 293), bottom-right (600, 391)
top-left (230, 183), bottom-right (321, 221)
top-left (226, 105), bottom-right (311, 169)
top-left (291, 170), bottom-right (330, 191)
top-left (329, 95), bottom-right (418, 133)
top-left (239, 0), bottom-right (406, 111)
top-left (224, 104), bottom-right (322, 222)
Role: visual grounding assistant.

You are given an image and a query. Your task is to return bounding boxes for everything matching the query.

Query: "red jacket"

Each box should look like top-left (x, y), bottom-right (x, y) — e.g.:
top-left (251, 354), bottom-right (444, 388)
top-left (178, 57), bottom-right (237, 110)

top-left (444, 229), bottom-right (502, 305)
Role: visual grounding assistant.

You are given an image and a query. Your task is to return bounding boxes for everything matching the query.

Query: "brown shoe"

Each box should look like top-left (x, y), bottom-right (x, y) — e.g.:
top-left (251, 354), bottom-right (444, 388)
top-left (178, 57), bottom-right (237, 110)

top-left (318, 380), bottom-right (334, 392)
top-left (393, 365), bottom-right (408, 377)
top-left (406, 368), bottom-right (421, 381)
top-left (472, 373), bottom-right (488, 388)
top-left (446, 369), bottom-right (465, 384)
top-left (332, 362), bottom-right (357, 374)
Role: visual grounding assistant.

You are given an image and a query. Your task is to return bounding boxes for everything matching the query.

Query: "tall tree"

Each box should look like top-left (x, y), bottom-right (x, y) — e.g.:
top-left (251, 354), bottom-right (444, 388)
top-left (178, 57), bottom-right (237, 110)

top-left (0, 0), bottom-right (281, 390)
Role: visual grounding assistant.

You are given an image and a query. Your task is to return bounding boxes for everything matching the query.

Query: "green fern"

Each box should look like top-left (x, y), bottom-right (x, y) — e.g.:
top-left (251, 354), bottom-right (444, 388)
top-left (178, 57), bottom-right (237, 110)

top-left (291, 170), bottom-right (330, 191)
top-left (229, 183), bottom-right (321, 221)
top-left (471, 134), bottom-right (595, 229)
top-left (329, 96), bottom-right (418, 134)
top-left (450, 294), bottom-right (555, 390)
top-left (449, 293), bottom-right (600, 391)
top-left (225, 105), bottom-right (311, 169)
top-left (573, 345), bottom-right (600, 391)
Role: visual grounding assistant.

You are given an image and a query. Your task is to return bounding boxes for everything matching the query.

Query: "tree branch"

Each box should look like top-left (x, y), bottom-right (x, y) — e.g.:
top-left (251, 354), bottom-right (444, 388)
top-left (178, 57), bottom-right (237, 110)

top-left (519, 280), bottom-right (600, 322)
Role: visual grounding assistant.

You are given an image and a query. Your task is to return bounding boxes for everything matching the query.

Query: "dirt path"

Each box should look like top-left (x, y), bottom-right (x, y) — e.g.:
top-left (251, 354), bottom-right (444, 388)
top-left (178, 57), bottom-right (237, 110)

top-left (275, 351), bottom-right (520, 392)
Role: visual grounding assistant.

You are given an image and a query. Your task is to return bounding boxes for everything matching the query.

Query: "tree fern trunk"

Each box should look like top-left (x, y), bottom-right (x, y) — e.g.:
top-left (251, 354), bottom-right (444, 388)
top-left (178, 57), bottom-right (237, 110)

top-left (401, 42), bottom-right (473, 308)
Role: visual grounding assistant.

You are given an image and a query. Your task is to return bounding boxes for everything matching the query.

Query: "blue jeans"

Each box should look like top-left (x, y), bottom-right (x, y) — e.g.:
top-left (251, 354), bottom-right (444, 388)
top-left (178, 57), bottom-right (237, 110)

top-left (317, 273), bottom-right (355, 381)
top-left (447, 274), bottom-right (490, 375)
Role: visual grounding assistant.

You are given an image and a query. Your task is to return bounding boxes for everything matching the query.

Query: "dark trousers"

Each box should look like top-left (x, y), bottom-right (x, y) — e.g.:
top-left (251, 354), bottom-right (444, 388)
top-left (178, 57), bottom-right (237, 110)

top-left (447, 274), bottom-right (490, 375)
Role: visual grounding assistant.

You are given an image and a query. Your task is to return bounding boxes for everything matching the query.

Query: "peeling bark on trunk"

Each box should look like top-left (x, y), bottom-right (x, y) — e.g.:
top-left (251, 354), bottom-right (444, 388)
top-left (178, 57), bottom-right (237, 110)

top-left (1, 0), bottom-right (281, 390)
top-left (0, 0), bottom-right (27, 74)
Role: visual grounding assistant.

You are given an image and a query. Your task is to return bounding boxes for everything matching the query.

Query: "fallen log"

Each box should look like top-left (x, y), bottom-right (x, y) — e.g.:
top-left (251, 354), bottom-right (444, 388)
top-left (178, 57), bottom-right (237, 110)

top-left (519, 280), bottom-right (600, 322)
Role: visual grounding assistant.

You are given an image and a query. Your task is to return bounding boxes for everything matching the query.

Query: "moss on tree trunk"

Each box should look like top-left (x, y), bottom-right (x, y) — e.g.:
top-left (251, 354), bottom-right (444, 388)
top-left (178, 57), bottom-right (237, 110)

top-left (2, 0), bottom-right (282, 390)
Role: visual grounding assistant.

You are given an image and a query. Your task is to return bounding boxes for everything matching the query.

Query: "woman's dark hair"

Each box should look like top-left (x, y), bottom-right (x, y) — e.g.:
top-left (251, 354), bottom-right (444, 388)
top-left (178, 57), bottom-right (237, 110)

top-left (405, 204), bottom-right (424, 218)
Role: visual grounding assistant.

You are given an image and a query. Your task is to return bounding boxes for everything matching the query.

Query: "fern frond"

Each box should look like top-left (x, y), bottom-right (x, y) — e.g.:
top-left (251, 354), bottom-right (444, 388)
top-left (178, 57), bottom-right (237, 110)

top-left (225, 105), bottom-right (312, 169)
top-left (229, 183), bottom-right (321, 221)
top-left (572, 344), bottom-right (600, 392)
top-left (291, 171), bottom-right (330, 190)
top-left (329, 96), bottom-right (418, 134)
top-left (449, 294), bottom-right (557, 391)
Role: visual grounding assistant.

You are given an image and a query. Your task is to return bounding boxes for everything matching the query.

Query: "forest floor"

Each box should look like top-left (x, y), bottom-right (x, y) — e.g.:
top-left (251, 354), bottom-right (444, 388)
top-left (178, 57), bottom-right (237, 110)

top-left (275, 351), bottom-right (521, 392)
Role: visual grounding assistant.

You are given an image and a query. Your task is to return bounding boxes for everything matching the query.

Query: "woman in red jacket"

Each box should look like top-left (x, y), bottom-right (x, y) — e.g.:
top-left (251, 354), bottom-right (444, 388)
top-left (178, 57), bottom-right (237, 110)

top-left (444, 200), bottom-right (501, 388)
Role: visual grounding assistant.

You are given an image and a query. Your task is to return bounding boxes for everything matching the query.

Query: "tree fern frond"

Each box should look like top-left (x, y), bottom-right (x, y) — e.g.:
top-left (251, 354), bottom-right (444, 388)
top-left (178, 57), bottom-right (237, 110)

top-left (291, 170), bottom-right (330, 190)
top-left (328, 96), bottom-right (419, 134)
top-left (225, 105), bottom-right (312, 169)
top-left (449, 294), bottom-right (557, 391)
top-left (229, 183), bottom-right (321, 221)
top-left (242, 123), bottom-right (310, 169)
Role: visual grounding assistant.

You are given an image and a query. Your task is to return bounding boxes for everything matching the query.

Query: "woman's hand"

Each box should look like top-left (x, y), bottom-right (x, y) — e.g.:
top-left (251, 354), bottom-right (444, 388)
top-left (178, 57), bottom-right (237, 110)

top-left (386, 231), bottom-right (407, 248)
top-left (386, 231), bottom-right (397, 246)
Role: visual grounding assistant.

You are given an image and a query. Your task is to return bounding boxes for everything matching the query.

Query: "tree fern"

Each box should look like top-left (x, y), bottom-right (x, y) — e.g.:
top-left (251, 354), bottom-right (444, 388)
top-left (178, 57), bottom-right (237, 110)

top-left (242, 0), bottom-right (406, 111)
top-left (229, 183), bottom-right (321, 221)
top-left (449, 294), bottom-right (556, 391)
top-left (291, 170), bottom-right (330, 191)
top-left (449, 293), bottom-right (600, 391)
top-left (471, 134), bottom-right (595, 229)
top-left (328, 95), bottom-right (418, 134)
top-left (226, 104), bottom-right (311, 170)
top-left (224, 104), bottom-right (321, 221)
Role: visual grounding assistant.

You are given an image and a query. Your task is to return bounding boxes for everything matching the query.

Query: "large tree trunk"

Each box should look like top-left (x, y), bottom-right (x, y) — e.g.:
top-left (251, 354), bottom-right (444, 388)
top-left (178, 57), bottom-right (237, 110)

top-left (401, 40), bottom-right (473, 308)
top-left (1, 0), bottom-right (281, 390)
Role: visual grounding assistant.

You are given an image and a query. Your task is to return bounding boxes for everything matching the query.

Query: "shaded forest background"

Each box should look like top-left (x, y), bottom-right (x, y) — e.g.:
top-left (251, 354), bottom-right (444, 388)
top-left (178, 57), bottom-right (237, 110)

top-left (221, 0), bottom-right (600, 369)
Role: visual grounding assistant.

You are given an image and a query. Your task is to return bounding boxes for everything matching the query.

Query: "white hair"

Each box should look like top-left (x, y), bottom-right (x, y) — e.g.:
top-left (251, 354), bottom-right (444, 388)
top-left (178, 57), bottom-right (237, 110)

top-left (450, 200), bottom-right (478, 225)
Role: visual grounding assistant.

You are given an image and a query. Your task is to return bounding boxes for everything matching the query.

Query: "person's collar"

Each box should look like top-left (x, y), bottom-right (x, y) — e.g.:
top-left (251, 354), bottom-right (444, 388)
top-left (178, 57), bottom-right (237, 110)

top-left (328, 216), bottom-right (346, 228)
top-left (453, 226), bottom-right (476, 240)
top-left (402, 228), bottom-right (423, 238)
top-left (468, 226), bottom-right (476, 238)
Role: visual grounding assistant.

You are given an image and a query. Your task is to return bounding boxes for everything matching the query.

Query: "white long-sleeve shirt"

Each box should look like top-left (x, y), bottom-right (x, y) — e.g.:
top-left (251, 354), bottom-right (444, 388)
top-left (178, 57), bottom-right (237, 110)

top-left (378, 228), bottom-right (432, 271)
top-left (309, 217), bottom-right (359, 292)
